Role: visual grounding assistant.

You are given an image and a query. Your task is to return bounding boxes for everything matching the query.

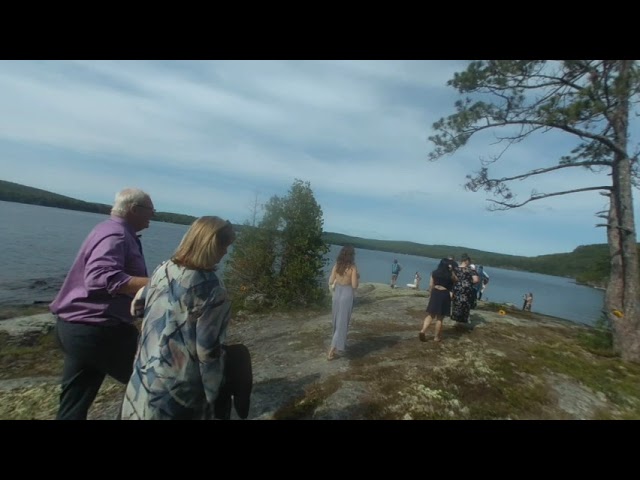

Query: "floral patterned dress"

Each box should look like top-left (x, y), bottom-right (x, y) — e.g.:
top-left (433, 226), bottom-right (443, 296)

top-left (451, 266), bottom-right (476, 323)
top-left (121, 260), bottom-right (230, 420)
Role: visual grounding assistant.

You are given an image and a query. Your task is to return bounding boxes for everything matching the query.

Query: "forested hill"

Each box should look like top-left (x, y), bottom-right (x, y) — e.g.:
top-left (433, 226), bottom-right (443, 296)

top-left (0, 179), bottom-right (197, 226)
top-left (0, 179), bottom-right (622, 286)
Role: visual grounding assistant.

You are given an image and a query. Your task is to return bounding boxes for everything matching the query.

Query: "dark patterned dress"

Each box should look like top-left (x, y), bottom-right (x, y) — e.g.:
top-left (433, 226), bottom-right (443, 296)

top-left (121, 260), bottom-right (230, 420)
top-left (451, 266), bottom-right (476, 323)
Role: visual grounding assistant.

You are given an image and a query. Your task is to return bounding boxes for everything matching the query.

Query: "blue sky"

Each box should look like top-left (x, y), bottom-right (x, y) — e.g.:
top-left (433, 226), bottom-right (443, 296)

top-left (1, 60), bottom-right (638, 257)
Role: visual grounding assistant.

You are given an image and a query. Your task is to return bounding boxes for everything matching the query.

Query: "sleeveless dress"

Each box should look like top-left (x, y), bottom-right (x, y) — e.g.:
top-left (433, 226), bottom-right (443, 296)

top-left (331, 269), bottom-right (355, 352)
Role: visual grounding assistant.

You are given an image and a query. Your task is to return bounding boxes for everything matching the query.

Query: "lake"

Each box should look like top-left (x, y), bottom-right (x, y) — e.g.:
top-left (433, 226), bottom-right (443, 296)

top-left (0, 200), bottom-right (604, 325)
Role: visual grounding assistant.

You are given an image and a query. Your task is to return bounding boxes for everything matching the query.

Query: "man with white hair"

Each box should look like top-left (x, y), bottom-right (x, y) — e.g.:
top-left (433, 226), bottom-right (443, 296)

top-left (50, 188), bottom-right (154, 420)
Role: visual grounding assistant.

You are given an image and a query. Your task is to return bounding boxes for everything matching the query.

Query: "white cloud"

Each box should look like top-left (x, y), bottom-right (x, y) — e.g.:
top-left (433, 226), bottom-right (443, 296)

top-left (0, 60), bottom-right (638, 257)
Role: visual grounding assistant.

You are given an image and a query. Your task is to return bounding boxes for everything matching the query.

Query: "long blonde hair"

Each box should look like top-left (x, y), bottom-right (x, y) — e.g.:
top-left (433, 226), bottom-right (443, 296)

top-left (172, 216), bottom-right (235, 270)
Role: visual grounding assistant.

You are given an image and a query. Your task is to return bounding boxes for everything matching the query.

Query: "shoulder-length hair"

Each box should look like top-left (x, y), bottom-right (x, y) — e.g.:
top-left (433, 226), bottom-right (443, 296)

top-left (336, 244), bottom-right (355, 275)
top-left (172, 216), bottom-right (235, 270)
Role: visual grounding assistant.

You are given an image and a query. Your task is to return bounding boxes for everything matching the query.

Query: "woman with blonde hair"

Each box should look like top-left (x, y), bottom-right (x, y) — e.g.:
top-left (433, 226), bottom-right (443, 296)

top-left (327, 244), bottom-right (359, 360)
top-left (121, 216), bottom-right (237, 420)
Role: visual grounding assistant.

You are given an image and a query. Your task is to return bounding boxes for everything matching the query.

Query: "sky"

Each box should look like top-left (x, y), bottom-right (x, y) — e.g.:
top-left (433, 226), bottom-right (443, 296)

top-left (1, 60), bottom-right (638, 257)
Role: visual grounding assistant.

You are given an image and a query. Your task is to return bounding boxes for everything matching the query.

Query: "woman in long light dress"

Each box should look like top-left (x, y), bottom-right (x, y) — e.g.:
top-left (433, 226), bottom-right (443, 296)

top-left (327, 245), bottom-right (359, 360)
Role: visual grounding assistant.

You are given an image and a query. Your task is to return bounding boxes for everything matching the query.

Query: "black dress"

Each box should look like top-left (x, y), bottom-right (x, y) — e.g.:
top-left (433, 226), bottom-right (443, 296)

top-left (426, 270), bottom-right (454, 316)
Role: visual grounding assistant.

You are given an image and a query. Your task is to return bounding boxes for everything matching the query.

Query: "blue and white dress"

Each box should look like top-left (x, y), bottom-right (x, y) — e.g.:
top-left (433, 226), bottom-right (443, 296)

top-left (121, 260), bottom-right (230, 420)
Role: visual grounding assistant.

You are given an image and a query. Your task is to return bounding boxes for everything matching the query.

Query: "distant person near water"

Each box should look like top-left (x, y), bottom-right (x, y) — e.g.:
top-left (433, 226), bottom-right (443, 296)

top-left (523, 292), bottom-right (533, 311)
top-left (407, 271), bottom-right (422, 289)
top-left (390, 259), bottom-right (402, 288)
top-left (477, 265), bottom-right (490, 300)
top-left (327, 245), bottom-right (360, 360)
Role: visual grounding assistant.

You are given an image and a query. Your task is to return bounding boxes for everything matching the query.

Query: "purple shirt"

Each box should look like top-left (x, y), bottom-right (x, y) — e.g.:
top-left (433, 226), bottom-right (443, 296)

top-left (50, 217), bottom-right (148, 325)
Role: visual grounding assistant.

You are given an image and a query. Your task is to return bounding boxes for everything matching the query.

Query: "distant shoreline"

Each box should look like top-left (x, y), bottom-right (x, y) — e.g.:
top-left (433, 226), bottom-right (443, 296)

top-left (0, 187), bottom-right (616, 286)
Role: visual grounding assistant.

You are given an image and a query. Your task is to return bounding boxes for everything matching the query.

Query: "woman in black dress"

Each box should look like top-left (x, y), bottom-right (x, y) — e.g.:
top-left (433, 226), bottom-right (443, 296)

top-left (419, 259), bottom-right (457, 342)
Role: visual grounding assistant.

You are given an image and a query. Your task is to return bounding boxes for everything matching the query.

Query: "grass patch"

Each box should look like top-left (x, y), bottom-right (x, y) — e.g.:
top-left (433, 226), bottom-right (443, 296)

top-left (476, 302), bottom-right (540, 321)
top-left (0, 378), bottom-right (125, 420)
top-left (272, 376), bottom-right (342, 419)
top-left (0, 384), bottom-right (60, 420)
top-left (575, 316), bottom-right (615, 357)
top-left (371, 345), bottom-right (556, 420)
top-left (0, 331), bottom-right (63, 379)
top-left (478, 357), bottom-right (553, 419)
top-left (341, 367), bottom-right (437, 419)
top-left (381, 376), bottom-right (464, 420)
top-left (525, 340), bottom-right (640, 414)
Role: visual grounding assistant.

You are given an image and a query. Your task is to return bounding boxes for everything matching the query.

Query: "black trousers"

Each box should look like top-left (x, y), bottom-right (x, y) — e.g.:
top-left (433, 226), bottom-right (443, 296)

top-left (213, 344), bottom-right (253, 420)
top-left (55, 318), bottom-right (139, 420)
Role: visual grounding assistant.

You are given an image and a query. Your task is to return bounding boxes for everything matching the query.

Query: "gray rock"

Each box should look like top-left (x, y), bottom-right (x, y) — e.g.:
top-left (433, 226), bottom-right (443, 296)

top-left (244, 293), bottom-right (266, 309)
top-left (0, 313), bottom-right (56, 337)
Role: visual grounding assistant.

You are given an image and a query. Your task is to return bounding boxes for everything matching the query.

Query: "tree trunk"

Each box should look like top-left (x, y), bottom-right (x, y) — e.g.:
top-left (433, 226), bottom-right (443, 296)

top-left (607, 164), bottom-right (640, 362)
top-left (610, 157), bottom-right (640, 362)
top-left (606, 60), bottom-right (640, 362)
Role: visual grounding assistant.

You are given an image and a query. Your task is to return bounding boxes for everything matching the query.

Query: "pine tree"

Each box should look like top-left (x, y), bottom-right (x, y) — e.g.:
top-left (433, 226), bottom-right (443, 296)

top-left (429, 60), bottom-right (640, 362)
top-left (224, 179), bottom-right (329, 310)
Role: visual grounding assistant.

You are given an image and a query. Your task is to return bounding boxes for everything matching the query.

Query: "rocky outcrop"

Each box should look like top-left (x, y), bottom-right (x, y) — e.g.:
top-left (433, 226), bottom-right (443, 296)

top-left (0, 313), bottom-right (55, 337)
top-left (1, 283), bottom-right (638, 420)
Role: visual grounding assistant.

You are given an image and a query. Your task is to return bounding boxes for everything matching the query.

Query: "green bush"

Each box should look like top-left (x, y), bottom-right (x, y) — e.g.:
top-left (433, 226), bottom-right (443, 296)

top-left (224, 179), bottom-right (329, 312)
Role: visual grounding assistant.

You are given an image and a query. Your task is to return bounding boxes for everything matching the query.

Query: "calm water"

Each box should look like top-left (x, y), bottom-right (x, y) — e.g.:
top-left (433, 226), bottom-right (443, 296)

top-left (0, 201), bottom-right (604, 325)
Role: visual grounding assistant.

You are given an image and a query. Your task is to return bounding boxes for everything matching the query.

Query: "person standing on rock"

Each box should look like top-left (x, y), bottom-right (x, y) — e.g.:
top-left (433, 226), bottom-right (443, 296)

top-left (50, 188), bottom-right (154, 420)
top-left (407, 271), bottom-right (422, 289)
top-left (523, 292), bottom-right (534, 311)
top-left (327, 244), bottom-right (359, 360)
top-left (477, 265), bottom-right (490, 300)
top-left (121, 216), bottom-right (238, 420)
top-left (390, 259), bottom-right (402, 288)
top-left (419, 258), bottom-right (457, 342)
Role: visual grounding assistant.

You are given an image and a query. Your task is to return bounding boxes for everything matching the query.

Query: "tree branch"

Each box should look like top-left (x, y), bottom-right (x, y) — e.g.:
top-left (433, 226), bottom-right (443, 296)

top-left (475, 160), bottom-right (612, 185)
top-left (457, 118), bottom-right (627, 160)
top-left (487, 186), bottom-right (612, 209)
